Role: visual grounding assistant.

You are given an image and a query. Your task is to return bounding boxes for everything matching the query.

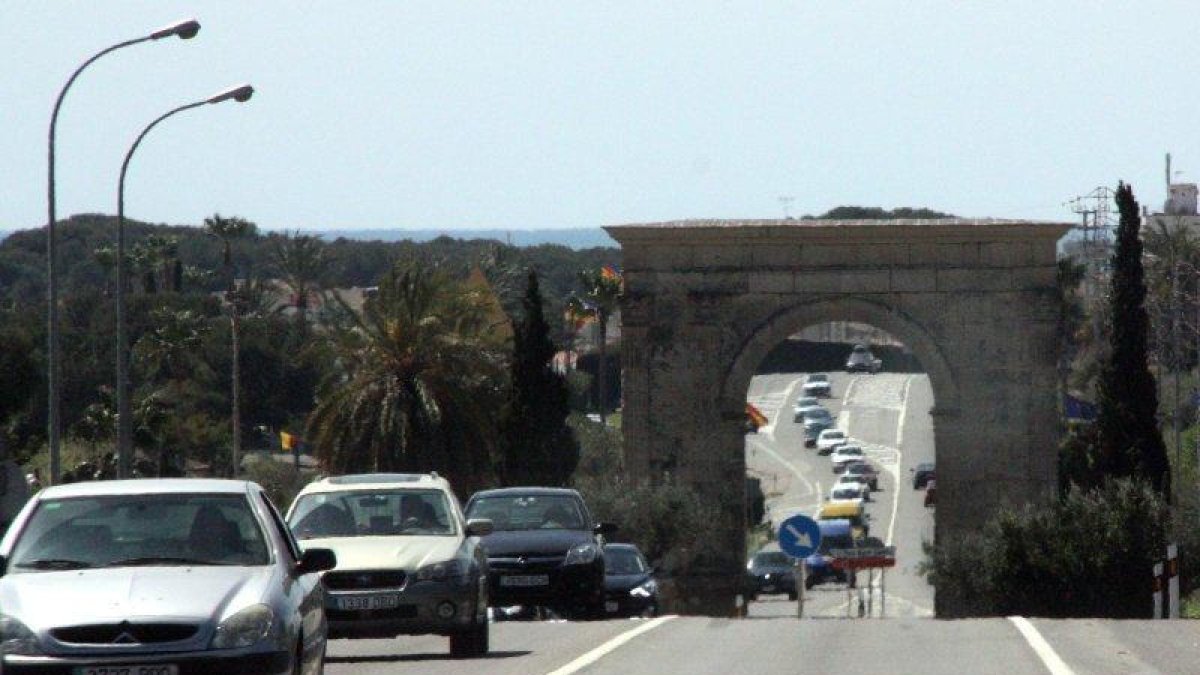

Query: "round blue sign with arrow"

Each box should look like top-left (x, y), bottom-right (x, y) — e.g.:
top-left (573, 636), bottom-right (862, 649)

top-left (778, 514), bottom-right (821, 559)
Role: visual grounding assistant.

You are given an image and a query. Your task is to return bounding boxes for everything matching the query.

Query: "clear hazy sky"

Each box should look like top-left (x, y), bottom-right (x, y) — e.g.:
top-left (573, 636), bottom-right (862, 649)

top-left (4, 2), bottom-right (1197, 233)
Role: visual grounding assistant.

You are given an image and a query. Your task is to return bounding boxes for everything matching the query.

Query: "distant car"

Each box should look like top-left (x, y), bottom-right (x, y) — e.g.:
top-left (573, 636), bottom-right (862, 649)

top-left (924, 480), bottom-right (937, 508)
top-left (828, 483), bottom-right (867, 505)
top-left (804, 520), bottom-right (856, 590)
top-left (843, 461), bottom-right (880, 491)
top-left (746, 549), bottom-right (797, 601)
top-left (287, 472), bottom-right (492, 657)
top-left (792, 396), bottom-right (820, 412)
top-left (912, 462), bottom-right (936, 490)
top-left (464, 487), bottom-right (616, 619)
top-left (793, 401), bottom-right (826, 423)
top-left (845, 344), bottom-right (882, 374)
top-left (602, 544), bottom-right (659, 618)
top-left (1, 479), bottom-right (336, 675)
top-left (804, 419), bottom-right (833, 448)
top-left (835, 474), bottom-right (873, 501)
top-left (830, 444), bottom-right (865, 472)
top-left (802, 373), bottom-right (832, 398)
top-left (816, 429), bottom-right (848, 454)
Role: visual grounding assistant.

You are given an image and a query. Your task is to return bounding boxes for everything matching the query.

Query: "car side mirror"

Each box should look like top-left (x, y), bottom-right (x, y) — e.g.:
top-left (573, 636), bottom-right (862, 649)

top-left (594, 522), bottom-right (618, 536)
top-left (465, 518), bottom-right (494, 537)
top-left (296, 547), bottom-right (337, 575)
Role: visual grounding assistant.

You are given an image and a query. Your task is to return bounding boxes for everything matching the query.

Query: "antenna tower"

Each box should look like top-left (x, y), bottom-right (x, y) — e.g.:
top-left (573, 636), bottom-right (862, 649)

top-left (1065, 186), bottom-right (1116, 251)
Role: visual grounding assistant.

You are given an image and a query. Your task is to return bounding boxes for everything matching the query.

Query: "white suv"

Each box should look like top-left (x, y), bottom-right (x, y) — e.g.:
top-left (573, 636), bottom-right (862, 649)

top-left (286, 473), bottom-right (494, 657)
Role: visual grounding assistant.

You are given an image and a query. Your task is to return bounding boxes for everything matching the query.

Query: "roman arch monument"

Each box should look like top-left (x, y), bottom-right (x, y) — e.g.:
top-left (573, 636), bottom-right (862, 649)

top-left (603, 218), bottom-right (1071, 617)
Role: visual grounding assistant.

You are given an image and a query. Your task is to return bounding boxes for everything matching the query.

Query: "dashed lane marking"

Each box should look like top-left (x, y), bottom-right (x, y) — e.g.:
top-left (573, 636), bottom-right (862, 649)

top-left (544, 615), bottom-right (677, 675)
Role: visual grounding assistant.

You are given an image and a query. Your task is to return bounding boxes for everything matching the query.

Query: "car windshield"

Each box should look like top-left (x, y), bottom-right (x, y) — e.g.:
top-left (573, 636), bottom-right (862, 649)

top-left (467, 494), bottom-right (587, 531)
top-left (819, 534), bottom-right (856, 554)
top-left (754, 551), bottom-right (791, 567)
top-left (832, 488), bottom-right (860, 500)
top-left (606, 548), bottom-right (647, 575)
top-left (7, 493), bottom-right (269, 571)
top-left (822, 431), bottom-right (844, 440)
top-left (837, 447), bottom-right (863, 456)
top-left (807, 374), bottom-right (828, 383)
top-left (289, 489), bottom-right (455, 539)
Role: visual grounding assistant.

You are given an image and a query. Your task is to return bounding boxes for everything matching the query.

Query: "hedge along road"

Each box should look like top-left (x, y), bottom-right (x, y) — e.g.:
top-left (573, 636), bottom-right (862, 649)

top-left (745, 371), bottom-right (935, 618)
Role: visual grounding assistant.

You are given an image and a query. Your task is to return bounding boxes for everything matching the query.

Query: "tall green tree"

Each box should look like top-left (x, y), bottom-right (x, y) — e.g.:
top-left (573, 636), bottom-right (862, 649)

top-left (1095, 183), bottom-right (1171, 499)
top-left (270, 231), bottom-right (327, 327)
top-left (499, 270), bottom-right (578, 486)
top-left (571, 269), bottom-right (622, 424)
top-left (306, 260), bottom-right (504, 491)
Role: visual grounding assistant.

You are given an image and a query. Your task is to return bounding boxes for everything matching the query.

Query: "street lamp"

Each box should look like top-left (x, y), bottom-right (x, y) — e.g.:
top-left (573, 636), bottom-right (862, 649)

top-left (115, 84), bottom-right (254, 479)
top-left (46, 18), bottom-right (201, 484)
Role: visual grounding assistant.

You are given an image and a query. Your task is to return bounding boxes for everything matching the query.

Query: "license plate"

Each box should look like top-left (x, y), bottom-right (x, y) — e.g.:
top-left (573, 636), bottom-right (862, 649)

top-left (336, 593), bottom-right (400, 611)
top-left (500, 574), bottom-right (550, 587)
top-left (605, 600), bottom-right (620, 613)
top-left (76, 667), bottom-right (178, 675)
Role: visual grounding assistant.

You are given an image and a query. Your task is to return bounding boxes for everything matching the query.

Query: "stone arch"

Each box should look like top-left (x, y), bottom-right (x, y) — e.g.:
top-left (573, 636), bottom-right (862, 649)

top-left (718, 295), bottom-right (959, 419)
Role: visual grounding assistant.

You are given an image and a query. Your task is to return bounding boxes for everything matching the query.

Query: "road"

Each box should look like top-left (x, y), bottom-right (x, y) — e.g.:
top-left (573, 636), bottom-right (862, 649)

top-left (326, 371), bottom-right (1199, 674)
top-left (746, 371), bottom-right (934, 618)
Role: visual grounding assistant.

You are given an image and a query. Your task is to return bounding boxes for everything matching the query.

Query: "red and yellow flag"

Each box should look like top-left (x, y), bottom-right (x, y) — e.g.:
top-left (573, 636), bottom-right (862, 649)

top-left (601, 265), bottom-right (622, 281)
top-left (745, 403), bottom-right (768, 429)
top-left (280, 431), bottom-right (298, 451)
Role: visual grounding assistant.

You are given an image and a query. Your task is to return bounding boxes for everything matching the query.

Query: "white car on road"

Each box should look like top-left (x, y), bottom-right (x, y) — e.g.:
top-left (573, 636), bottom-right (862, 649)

top-left (802, 373), bottom-right (832, 398)
top-left (835, 473), bottom-right (873, 501)
top-left (828, 483), bottom-right (868, 505)
top-left (830, 444), bottom-right (866, 473)
top-left (815, 429), bottom-right (847, 454)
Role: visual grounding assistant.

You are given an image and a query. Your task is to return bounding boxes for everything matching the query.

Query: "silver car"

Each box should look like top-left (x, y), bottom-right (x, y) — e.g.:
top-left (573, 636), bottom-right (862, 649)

top-left (0, 479), bottom-right (336, 675)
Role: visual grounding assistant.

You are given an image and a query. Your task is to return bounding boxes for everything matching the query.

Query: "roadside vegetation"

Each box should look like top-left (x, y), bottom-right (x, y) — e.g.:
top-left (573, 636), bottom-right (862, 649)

top-left (927, 183), bottom-right (1199, 617)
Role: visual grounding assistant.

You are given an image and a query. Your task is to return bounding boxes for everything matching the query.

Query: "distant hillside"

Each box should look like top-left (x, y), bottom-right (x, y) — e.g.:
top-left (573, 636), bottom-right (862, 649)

top-left (317, 228), bottom-right (616, 249)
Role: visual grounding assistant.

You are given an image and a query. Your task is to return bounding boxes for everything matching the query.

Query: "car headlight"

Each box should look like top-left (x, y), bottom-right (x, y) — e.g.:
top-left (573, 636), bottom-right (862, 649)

top-left (212, 604), bottom-right (275, 649)
top-left (0, 615), bottom-right (43, 656)
top-left (564, 543), bottom-right (598, 565)
top-left (629, 579), bottom-right (658, 598)
top-left (416, 559), bottom-right (464, 582)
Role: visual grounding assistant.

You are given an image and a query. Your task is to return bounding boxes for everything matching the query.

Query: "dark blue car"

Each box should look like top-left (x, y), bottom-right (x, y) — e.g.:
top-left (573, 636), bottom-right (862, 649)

top-left (804, 519), bottom-right (857, 589)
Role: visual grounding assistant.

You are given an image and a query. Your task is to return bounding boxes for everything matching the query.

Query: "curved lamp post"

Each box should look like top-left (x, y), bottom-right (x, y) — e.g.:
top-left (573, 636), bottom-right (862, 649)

top-left (46, 18), bottom-right (201, 484)
top-left (115, 84), bottom-right (254, 479)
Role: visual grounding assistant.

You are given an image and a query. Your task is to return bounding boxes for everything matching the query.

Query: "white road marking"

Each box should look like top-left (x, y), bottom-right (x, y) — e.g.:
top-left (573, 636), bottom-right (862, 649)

top-left (1008, 616), bottom-right (1076, 675)
top-left (544, 615), bottom-right (677, 675)
top-left (886, 375), bottom-right (915, 547)
top-left (747, 436), bottom-right (815, 497)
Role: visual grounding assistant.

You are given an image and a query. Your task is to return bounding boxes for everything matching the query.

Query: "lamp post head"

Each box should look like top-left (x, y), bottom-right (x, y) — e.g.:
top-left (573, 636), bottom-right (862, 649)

top-left (207, 84), bottom-right (255, 105)
top-left (150, 18), bottom-right (201, 40)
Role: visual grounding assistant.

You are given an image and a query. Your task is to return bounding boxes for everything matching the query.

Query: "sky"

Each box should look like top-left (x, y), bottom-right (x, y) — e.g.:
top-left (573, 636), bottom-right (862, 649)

top-left (4, 2), bottom-right (1199, 234)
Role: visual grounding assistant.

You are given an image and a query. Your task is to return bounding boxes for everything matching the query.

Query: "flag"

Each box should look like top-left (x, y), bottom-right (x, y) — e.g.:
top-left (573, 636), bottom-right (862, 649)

top-left (746, 403), bottom-right (768, 429)
top-left (281, 431), bottom-right (298, 451)
top-left (601, 265), bottom-right (622, 281)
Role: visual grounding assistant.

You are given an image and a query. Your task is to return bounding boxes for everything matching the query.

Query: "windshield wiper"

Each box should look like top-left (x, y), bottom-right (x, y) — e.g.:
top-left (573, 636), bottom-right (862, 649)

top-left (16, 558), bottom-right (93, 570)
top-left (106, 556), bottom-right (229, 567)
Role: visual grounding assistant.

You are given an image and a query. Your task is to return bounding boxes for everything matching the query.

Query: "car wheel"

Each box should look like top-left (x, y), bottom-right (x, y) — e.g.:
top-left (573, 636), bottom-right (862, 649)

top-left (292, 638), bottom-right (305, 675)
top-left (787, 591), bottom-right (798, 601)
top-left (450, 619), bottom-right (489, 658)
top-left (804, 577), bottom-right (815, 590)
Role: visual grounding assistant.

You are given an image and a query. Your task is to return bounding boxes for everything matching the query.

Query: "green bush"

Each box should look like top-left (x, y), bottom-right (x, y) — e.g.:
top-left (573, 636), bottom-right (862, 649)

top-left (243, 456), bottom-right (309, 511)
top-left (924, 478), bottom-right (1167, 618)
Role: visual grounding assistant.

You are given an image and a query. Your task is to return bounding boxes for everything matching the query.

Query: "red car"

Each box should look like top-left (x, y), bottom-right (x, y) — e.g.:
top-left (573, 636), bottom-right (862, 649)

top-left (924, 479), bottom-right (937, 507)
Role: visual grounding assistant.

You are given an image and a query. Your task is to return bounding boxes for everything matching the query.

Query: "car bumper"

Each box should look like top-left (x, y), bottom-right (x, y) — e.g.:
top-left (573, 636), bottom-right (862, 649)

top-left (4, 649), bottom-right (291, 675)
top-left (750, 576), bottom-right (796, 595)
top-left (487, 563), bottom-right (603, 609)
top-left (325, 578), bottom-right (478, 639)
top-left (602, 590), bottom-right (657, 617)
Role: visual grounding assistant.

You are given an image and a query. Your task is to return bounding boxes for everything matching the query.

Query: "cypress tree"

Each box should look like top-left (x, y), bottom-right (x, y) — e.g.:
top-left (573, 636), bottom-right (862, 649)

top-left (1095, 182), bottom-right (1172, 499)
top-left (499, 270), bottom-right (579, 486)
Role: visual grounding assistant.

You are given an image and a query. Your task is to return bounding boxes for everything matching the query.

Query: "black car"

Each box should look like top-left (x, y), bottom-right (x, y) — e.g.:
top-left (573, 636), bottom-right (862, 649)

top-left (465, 487), bottom-right (616, 617)
top-left (746, 549), bottom-right (797, 600)
top-left (912, 462), bottom-right (935, 489)
top-left (602, 543), bottom-right (660, 617)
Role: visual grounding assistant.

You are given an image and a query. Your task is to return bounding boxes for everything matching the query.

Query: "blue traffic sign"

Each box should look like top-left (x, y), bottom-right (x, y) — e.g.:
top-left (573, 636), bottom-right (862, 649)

top-left (778, 514), bottom-right (821, 558)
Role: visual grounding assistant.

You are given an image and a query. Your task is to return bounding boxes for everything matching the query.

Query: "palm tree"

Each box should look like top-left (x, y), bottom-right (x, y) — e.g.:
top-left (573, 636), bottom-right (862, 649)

top-left (270, 231), bottom-right (327, 327)
top-left (306, 260), bottom-right (505, 489)
top-left (571, 268), bottom-right (622, 424)
top-left (204, 214), bottom-right (258, 476)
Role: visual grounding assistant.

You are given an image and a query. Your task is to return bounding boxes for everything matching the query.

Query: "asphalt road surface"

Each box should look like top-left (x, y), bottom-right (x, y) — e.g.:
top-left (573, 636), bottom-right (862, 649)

top-left (326, 371), bottom-right (1200, 674)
